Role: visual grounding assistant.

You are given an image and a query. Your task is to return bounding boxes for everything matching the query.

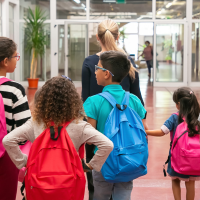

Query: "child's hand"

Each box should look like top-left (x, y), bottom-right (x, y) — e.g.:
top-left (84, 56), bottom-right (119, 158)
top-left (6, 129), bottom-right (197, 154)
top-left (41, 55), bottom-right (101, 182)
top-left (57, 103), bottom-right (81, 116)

top-left (82, 159), bottom-right (93, 172)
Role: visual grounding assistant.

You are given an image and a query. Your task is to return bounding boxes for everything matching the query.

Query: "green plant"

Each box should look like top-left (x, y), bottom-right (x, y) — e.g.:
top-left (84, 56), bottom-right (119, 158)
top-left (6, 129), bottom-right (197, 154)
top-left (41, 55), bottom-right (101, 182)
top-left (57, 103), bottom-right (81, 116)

top-left (165, 55), bottom-right (172, 61)
top-left (119, 28), bottom-right (127, 51)
top-left (119, 28), bottom-right (126, 41)
top-left (163, 39), bottom-right (173, 61)
top-left (24, 6), bottom-right (47, 79)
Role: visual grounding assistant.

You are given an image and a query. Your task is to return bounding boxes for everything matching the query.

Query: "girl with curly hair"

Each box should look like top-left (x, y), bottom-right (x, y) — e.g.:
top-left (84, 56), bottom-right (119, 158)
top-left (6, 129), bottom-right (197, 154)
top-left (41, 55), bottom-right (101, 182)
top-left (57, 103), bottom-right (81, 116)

top-left (3, 76), bottom-right (113, 199)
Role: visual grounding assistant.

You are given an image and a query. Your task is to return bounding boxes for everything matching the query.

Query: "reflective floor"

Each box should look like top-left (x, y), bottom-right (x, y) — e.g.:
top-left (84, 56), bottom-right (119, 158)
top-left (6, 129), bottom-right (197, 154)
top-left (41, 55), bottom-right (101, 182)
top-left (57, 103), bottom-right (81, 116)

top-left (16, 69), bottom-right (200, 200)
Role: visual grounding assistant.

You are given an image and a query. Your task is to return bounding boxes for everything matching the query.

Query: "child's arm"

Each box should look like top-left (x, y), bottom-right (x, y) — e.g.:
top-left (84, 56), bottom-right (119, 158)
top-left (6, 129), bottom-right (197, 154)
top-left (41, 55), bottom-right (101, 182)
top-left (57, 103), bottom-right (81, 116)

top-left (3, 119), bottom-right (35, 169)
top-left (146, 129), bottom-right (165, 137)
top-left (86, 117), bottom-right (97, 145)
top-left (81, 122), bottom-right (113, 172)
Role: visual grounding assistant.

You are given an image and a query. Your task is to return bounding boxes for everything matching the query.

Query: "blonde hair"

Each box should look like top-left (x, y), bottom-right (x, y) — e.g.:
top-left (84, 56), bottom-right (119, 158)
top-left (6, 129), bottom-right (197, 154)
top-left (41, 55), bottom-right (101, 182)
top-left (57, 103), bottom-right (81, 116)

top-left (98, 19), bottom-right (136, 79)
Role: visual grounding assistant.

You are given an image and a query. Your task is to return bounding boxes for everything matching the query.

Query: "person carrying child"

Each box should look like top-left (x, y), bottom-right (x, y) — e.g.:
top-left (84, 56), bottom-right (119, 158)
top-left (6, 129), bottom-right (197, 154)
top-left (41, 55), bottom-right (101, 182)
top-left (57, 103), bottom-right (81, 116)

top-left (83, 51), bottom-right (148, 200)
top-left (3, 76), bottom-right (114, 200)
top-left (0, 37), bottom-right (31, 200)
top-left (146, 87), bottom-right (200, 200)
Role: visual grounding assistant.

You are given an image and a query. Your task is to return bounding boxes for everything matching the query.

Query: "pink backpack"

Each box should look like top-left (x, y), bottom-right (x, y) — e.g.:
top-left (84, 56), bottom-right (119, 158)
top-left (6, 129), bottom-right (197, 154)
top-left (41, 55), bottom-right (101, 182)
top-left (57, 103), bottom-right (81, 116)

top-left (18, 141), bottom-right (32, 182)
top-left (171, 115), bottom-right (200, 175)
top-left (0, 78), bottom-right (11, 158)
top-left (0, 77), bottom-right (32, 182)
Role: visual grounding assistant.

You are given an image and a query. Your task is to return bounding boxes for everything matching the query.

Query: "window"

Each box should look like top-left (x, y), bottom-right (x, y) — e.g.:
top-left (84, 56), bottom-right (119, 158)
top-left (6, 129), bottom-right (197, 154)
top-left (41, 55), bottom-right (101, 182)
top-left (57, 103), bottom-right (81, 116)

top-left (57, 0), bottom-right (86, 19)
top-left (20, 0), bottom-right (50, 19)
top-left (156, 0), bottom-right (186, 19)
top-left (90, 0), bottom-right (152, 20)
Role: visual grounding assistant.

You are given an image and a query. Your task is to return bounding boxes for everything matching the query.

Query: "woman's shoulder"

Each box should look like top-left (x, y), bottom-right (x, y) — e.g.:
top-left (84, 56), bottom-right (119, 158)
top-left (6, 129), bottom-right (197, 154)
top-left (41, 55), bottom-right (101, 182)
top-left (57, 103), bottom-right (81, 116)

top-left (82, 54), bottom-right (99, 70)
top-left (83, 54), bottom-right (99, 64)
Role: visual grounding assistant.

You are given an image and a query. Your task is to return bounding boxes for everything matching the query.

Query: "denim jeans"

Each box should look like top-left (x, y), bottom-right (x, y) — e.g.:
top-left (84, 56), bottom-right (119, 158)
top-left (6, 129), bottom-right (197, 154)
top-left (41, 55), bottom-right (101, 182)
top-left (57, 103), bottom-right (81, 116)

top-left (146, 60), bottom-right (153, 74)
top-left (92, 170), bottom-right (133, 200)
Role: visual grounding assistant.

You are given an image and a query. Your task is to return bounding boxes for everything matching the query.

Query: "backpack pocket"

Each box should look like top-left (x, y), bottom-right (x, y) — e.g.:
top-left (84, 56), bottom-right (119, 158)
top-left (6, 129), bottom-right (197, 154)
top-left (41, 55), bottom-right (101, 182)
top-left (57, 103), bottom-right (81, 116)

top-left (179, 148), bottom-right (200, 175)
top-left (116, 143), bottom-right (147, 175)
top-left (31, 148), bottom-right (76, 189)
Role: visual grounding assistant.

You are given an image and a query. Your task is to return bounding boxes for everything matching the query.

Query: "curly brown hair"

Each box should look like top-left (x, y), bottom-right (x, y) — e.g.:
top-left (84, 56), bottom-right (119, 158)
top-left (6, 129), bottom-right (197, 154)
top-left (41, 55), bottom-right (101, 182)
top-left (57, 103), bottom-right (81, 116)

top-left (33, 76), bottom-right (85, 128)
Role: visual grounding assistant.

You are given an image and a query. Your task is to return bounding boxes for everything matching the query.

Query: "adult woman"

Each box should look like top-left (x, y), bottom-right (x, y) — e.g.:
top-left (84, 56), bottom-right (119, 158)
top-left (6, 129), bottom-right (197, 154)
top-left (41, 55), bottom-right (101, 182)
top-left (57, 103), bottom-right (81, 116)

top-left (81, 19), bottom-right (147, 200)
top-left (138, 41), bottom-right (153, 77)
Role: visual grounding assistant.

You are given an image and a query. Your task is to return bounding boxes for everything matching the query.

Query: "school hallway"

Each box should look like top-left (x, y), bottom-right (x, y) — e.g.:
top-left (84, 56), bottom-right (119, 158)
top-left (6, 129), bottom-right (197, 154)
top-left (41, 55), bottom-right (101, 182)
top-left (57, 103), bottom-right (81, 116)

top-left (16, 69), bottom-right (200, 200)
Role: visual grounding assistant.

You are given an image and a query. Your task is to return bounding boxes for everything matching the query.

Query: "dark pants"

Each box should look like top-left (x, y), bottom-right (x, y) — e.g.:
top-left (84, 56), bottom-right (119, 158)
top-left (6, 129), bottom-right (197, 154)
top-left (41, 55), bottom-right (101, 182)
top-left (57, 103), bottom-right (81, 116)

top-left (86, 144), bottom-right (95, 200)
top-left (0, 152), bottom-right (19, 200)
top-left (146, 60), bottom-right (153, 74)
top-left (86, 144), bottom-right (113, 200)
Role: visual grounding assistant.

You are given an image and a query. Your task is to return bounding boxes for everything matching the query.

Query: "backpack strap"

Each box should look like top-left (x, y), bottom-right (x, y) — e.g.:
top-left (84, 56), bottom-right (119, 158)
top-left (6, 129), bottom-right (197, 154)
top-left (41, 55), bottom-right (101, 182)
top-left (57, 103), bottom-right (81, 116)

top-left (50, 126), bottom-right (62, 141)
top-left (99, 92), bottom-right (118, 108)
top-left (122, 92), bottom-right (130, 106)
top-left (172, 130), bottom-right (188, 150)
top-left (0, 77), bottom-right (11, 85)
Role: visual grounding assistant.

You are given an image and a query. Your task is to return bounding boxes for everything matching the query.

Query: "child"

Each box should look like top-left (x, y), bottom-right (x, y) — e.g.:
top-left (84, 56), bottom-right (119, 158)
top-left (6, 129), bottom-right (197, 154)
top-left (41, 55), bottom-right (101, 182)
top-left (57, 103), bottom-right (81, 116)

top-left (83, 51), bottom-right (147, 200)
top-left (3, 76), bottom-right (113, 199)
top-left (0, 37), bottom-right (31, 200)
top-left (146, 87), bottom-right (200, 200)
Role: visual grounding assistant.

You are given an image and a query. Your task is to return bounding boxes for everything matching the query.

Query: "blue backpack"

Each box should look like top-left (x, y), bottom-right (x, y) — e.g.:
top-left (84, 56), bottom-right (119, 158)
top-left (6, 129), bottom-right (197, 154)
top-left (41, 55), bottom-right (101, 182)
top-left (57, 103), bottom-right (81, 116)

top-left (99, 92), bottom-right (148, 183)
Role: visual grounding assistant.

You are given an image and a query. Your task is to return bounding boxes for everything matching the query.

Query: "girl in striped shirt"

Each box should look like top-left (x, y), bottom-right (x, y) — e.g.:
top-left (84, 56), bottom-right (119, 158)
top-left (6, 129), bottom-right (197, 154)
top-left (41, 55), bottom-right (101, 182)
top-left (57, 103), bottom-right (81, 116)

top-left (0, 37), bottom-right (31, 200)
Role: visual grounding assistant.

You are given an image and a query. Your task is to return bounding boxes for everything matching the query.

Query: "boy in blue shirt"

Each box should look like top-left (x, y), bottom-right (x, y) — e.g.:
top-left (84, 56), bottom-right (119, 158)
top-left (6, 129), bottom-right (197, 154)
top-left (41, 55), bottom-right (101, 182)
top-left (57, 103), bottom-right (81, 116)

top-left (84, 51), bottom-right (147, 200)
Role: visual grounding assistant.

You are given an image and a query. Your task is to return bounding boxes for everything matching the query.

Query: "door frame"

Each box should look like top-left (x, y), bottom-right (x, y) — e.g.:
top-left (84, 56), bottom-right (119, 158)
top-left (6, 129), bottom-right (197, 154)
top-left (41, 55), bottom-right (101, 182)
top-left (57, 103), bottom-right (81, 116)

top-left (1, 0), bottom-right (19, 80)
top-left (153, 21), bottom-right (188, 87)
top-left (64, 21), bottom-right (89, 87)
top-left (188, 20), bottom-right (200, 87)
top-left (64, 20), bottom-right (155, 86)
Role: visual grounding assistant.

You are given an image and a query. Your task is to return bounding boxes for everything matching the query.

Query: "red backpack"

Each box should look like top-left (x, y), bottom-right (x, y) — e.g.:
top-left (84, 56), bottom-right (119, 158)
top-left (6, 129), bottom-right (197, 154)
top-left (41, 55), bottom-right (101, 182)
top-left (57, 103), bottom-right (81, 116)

top-left (25, 121), bottom-right (86, 200)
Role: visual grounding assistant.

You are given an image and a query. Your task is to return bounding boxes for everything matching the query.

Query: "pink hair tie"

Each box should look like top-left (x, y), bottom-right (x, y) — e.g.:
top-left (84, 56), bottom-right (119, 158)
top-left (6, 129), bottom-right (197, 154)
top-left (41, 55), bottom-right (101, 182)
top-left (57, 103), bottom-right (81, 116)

top-left (190, 91), bottom-right (193, 94)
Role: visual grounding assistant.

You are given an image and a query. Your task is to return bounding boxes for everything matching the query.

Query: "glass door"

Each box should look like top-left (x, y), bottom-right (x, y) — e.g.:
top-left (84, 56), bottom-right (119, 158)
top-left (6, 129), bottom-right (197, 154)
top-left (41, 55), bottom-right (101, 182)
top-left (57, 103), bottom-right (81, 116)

top-left (153, 22), bottom-right (187, 87)
top-left (189, 22), bottom-right (200, 85)
top-left (64, 22), bottom-right (88, 84)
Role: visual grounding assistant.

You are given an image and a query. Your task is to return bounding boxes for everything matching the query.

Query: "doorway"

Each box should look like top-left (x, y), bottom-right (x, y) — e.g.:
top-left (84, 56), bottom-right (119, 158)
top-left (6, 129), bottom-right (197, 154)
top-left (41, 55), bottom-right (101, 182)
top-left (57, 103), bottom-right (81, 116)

top-left (88, 22), bottom-right (154, 82)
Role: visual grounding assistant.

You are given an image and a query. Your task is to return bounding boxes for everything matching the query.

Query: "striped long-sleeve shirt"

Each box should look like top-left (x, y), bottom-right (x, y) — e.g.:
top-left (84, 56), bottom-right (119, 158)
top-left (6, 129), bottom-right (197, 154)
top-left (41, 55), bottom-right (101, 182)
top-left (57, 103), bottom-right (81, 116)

top-left (0, 77), bottom-right (31, 133)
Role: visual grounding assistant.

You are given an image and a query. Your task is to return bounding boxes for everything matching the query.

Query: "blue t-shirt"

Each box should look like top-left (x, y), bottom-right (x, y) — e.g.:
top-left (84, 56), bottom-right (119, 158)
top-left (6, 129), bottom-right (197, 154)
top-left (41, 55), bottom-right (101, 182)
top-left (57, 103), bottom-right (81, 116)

top-left (83, 84), bottom-right (147, 153)
top-left (162, 113), bottom-right (179, 140)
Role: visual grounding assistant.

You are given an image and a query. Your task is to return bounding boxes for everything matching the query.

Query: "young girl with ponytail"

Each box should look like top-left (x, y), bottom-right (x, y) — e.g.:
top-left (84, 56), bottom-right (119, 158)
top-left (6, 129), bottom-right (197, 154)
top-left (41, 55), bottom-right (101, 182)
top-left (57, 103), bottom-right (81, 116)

top-left (81, 19), bottom-right (147, 200)
top-left (146, 87), bottom-right (200, 200)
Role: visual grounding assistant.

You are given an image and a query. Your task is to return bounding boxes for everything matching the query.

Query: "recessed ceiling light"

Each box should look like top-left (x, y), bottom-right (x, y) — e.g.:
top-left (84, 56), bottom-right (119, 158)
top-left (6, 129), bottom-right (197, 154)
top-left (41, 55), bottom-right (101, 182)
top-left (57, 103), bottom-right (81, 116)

top-left (73, 0), bottom-right (80, 4)
top-left (166, 2), bottom-right (172, 8)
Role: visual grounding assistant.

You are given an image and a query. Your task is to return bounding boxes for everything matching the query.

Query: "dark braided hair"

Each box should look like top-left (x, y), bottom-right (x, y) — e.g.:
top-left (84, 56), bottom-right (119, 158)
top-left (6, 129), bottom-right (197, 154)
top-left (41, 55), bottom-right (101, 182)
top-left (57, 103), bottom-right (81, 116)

top-left (173, 87), bottom-right (200, 137)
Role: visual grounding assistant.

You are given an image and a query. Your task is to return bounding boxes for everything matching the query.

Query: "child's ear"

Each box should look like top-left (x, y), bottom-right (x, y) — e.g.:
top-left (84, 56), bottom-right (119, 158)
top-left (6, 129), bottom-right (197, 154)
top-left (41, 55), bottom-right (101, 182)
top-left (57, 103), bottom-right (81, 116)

top-left (104, 71), bottom-right (111, 80)
top-left (1, 58), bottom-right (8, 68)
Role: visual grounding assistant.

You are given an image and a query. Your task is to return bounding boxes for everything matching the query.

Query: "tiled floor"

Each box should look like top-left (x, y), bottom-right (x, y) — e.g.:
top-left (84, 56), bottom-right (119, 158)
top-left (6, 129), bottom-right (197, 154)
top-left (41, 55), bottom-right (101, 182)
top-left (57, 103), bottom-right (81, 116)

top-left (16, 69), bottom-right (200, 200)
